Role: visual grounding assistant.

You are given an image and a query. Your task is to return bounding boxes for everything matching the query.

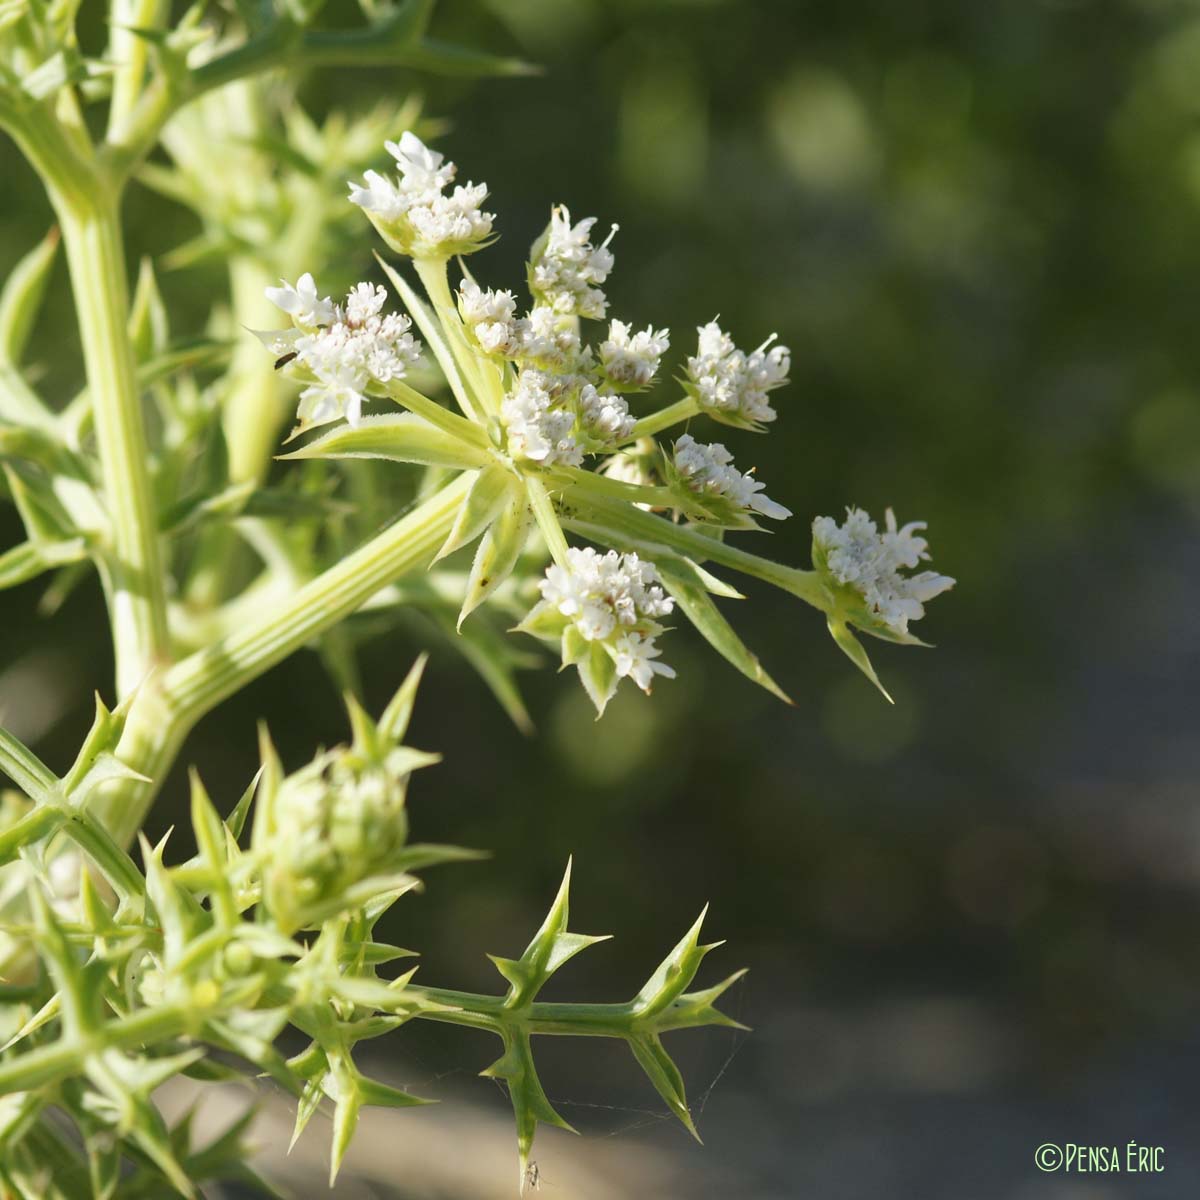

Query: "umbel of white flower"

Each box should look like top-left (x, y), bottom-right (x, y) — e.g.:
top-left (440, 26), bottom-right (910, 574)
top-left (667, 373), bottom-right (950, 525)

top-left (518, 548), bottom-right (676, 714)
top-left (263, 277), bottom-right (421, 429)
top-left (812, 507), bottom-right (955, 639)
top-left (668, 433), bottom-right (791, 527)
top-left (685, 320), bottom-right (791, 430)
top-left (349, 131), bottom-right (495, 258)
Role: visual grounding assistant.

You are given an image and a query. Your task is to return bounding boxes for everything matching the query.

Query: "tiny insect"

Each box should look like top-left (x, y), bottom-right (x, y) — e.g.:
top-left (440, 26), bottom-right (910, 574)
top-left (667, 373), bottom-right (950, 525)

top-left (523, 1160), bottom-right (541, 1191)
top-left (274, 351), bottom-right (298, 370)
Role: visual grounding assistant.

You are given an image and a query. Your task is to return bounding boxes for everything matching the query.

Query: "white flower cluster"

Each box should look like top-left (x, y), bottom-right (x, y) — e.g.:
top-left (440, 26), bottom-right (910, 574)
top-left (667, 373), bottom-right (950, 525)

top-left (529, 207), bottom-right (617, 319)
top-left (540, 548), bottom-right (676, 691)
top-left (599, 320), bottom-right (670, 390)
top-left (812, 507), bottom-right (955, 636)
top-left (672, 434), bottom-right (791, 521)
top-left (265, 275), bottom-right (421, 428)
top-left (458, 281), bottom-right (523, 357)
top-left (578, 382), bottom-right (636, 444)
top-left (348, 132), bottom-right (494, 257)
top-left (458, 285), bottom-right (583, 369)
top-left (685, 321), bottom-right (791, 426)
top-left (500, 369), bottom-right (582, 467)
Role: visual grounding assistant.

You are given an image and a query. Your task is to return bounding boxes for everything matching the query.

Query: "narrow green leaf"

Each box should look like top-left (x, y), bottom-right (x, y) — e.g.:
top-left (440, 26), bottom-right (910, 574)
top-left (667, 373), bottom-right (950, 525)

top-left (376, 255), bottom-right (482, 423)
top-left (627, 1033), bottom-right (700, 1141)
top-left (378, 654), bottom-right (427, 744)
top-left (656, 556), bottom-right (791, 703)
top-left (0, 804), bottom-right (62, 866)
top-left (280, 413), bottom-right (488, 470)
top-left (434, 462), bottom-right (515, 562)
top-left (481, 1028), bottom-right (575, 1188)
top-left (459, 490), bottom-right (534, 628)
top-left (632, 908), bottom-right (721, 1020)
top-left (0, 725), bottom-right (57, 802)
top-left (0, 227), bottom-right (58, 365)
top-left (127, 257), bottom-right (168, 362)
top-left (828, 617), bottom-right (893, 703)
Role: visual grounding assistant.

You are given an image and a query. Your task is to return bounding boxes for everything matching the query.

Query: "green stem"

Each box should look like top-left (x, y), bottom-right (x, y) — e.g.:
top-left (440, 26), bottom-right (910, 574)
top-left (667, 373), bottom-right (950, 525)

top-left (162, 472), bottom-right (471, 720)
top-left (57, 196), bottom-right (170, 697)
top-left (405, 985), bottom-right (705, 1038)
top-left (0, 1004), bottom-right (191, 1095)
top-left (0, 729), bottom-right (57, 801)
top-left (524, 476), bottom-right (570, 567)
top-left (412, 257), bottom-right (489, 422)
top-left (628, 396), bottom-right (699, 441)
top-left (107, 0), bottom-right (169, 136)
top-left (562, 487), bottom-right (828, 609)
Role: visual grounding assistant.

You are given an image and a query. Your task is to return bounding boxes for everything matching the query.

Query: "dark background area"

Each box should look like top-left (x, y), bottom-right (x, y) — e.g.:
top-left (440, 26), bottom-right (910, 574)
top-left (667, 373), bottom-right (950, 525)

top-left (3, 0), bottom-right (1200, 1195)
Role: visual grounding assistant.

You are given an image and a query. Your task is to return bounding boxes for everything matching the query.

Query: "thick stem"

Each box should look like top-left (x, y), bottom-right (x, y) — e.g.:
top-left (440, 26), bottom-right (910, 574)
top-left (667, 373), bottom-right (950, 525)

top-left (162, 473), bottom-right (471, 721)
top-left (57, 196), bottom-right (170, 697)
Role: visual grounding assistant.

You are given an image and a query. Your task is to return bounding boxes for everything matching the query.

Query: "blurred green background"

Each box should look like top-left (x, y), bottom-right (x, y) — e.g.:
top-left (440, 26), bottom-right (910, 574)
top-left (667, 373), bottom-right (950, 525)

top-left (5, 0), bottom-right (1200, 1195)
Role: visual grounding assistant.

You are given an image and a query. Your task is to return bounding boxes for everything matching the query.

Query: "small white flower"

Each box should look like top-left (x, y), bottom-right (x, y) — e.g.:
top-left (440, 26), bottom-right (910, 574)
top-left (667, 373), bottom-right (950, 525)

top-left (265, 272), bottom-right (336, 328)
top-left (516, 305), bottom-right (585, 370)
top-left (529, 206), bottom-right (617, 319)
top-left (672, 433), bottom-right (791, 521)
top-left (599, 320), bottom-right (670, 389)
top-left (349, 133), bottom-right (494, 257)
top-left (344, 282), bottom-right (388, 325)
top-left (613, 630), bottom-right (676, 690)
top-left (686, 320), bottom-right (791, 427)
top-left (384, 130), bottom-right (456, 195)
top-left (578, 383), bottom-right (634, 447)
top-left (501, 369), bottom-right (581, 467)
top-left (812, 507), bottom-right (954, 636)
top-left (347, 169), bottom-right (407, 221)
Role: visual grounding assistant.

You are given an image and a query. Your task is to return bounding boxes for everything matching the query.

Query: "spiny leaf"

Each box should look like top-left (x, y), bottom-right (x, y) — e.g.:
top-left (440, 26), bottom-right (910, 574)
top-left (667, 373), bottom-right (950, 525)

top-left (29, 887), bottom-right (100, 1037)
top-left (377, 654), bottom-right (427, 744)
top-left (827, 617), bottom-right (893, 704)
top-left (662, 970), bottom-right (751, 1033)
top-left (189, 771), bottom-right (237, 928)
top-left (61, 691), bottom-right (140, 798)
top-left (490, 859), bottom-right (609, 1007)
top-left (481, 1027), bottom-right (575, 1189)
top-left (127, 257), bottom-right (168, 362)
top-left (632, 907), bottom-right (721, 1020)
top-left (627, 1033), bottom-right (700, 1141)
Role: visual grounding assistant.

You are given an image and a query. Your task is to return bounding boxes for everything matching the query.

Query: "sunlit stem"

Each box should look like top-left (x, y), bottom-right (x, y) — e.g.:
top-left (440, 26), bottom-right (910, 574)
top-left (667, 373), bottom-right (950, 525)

top-left (58, 198), bottom-right (170, 696)
top-left (5, 103), bottom-right (173, 696)
top-left (162, 472), bottom-right (472, 716)
top-left (524, 476), bottom-right (570, 568)
top-left (628, 396), bottom-right (699, 441)
top-left (412, 256), bottom-right (491, 421)
top-left (562, 487), bottom-right (829, 611)
top-left (107, 0), bottom-right (169, 136)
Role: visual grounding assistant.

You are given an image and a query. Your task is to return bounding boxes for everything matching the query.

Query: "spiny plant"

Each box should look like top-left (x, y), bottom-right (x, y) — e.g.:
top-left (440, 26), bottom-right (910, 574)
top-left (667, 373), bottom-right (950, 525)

top-left (0, 0), bottom-right (954, 1194)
